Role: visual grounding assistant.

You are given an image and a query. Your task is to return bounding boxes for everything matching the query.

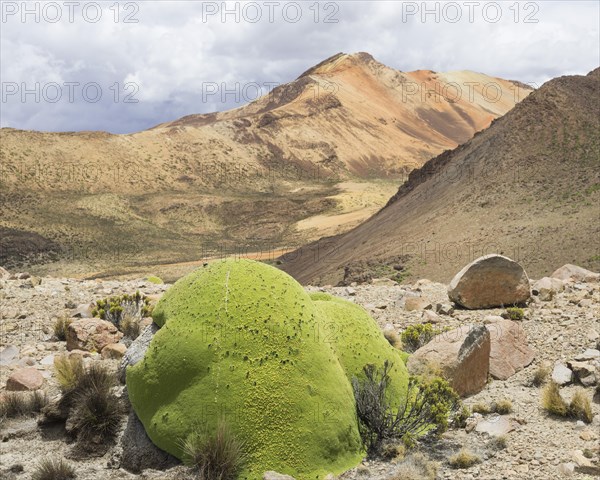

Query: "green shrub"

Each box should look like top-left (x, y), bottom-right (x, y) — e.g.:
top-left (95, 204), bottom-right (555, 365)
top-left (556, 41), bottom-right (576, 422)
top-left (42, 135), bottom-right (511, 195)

top-left (53, 316), bottom-right (72, 341)
top-left (448, 448), bottom-right (480, 469)
top-left (147, 276), bottom-right (163, 284)
top-left (0, 391), bottom-right (48, 418)
top-left (352, 360), bottom-right (459, 456)
top-left (505, 307), bottom-right (524, 321)
top-left (401, 324), bottom-right (438, 353)
top-left (92, 291), bottom-right (152, 330)
top-left (32, 457), bottom-right (76, 480)
top-left (179, 420), bottom-right (245, 480)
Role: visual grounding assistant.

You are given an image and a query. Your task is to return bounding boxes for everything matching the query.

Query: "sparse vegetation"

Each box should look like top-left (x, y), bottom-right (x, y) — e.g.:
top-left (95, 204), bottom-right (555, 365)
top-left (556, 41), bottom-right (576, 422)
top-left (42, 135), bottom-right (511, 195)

top-left (0, 391), bottom-right (48, 418)
top-left (92, 291), bottom-right (152, 330)
top-left (492, 398), bottom-right (513, 414)
top-left (391, 452), bottom-right (438, 480)
top-left (120, 315), bottom-right (141, 340)
top-left (31, 457), bottom-right (76, 480)
top-left (505, 307), bottom-right (524, 321)
top-left (54, 355), bottom-right (85, 392)
top-left (53, 316), bottom-right (72, 341)
top-left (381, 442), bottom-right (406, 461)
top-left (352, 360), bottom-right (459, 456)
top-left (471, 402), bottom-right (491, 414)
top-left (569, 389), bottom-right (593, 424)
top-left (541, 382), bottom-right (568, 417)
top-left (448, 448), bottom-right (480, 469)
top-left (531, 364), bottom-right (550, 387)
top-left (401, 324), bottom-right (440, 353)
top-left (147, 275), bottom-right (163, 284)
top-left (179, 420), bottom-right (246, 480)
top-left (489, 435), bottom-right (508, 450)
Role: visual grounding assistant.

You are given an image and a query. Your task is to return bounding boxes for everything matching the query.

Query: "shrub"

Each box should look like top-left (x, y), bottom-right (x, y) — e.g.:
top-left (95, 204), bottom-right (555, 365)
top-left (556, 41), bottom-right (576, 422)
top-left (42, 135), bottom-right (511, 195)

top-left (120, 314), bottom-right (141, 340)
top-left (53, 316), bottom-right (72, 341)
top-left (489, 435), bottom-right (508, 450)
top-left (381, 442), bottom-right (406, 461)
top-left (31, 457), bottom-right (76, 480)
top-left (448, 448), bottom-right (480, 469)
top-left (452, 404), bottom-right (471, 429)
top-left (352, 361), bottom-right (459, 456)
top-left (147, 276), bottom-right (163, 284)
top-left (531, 364), bottom-right (550, 387)
top-left (70, 384), bottom-right (123, 442)
top-left (92, 291), bottom-right (152, 330)
top-left (179, 420), bottom-right (245, 480)
top-left (541, 382), bottom-right (569, 416)
top-left (54, 355), bottom-right (85, 392)
top-left (0, 391), bottom-right (48, 418)
top-left (391, 452), bottom-right (438, 480)
top-left (505, 307), bottom-right (524, 321)
top-left (471, 402), bottom-right (491, 414)
top-left (569, 389), bottom-right (593, 424)
top-left (492, 399), bottom-right (513, 414)
top-left (401, 324), bottom-right (437, 353)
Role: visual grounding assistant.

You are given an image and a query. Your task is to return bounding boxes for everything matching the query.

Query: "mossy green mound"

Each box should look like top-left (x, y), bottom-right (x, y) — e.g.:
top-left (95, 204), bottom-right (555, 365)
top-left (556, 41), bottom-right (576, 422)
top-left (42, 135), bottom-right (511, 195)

top-left (127, 259), bottom-right (408, 479)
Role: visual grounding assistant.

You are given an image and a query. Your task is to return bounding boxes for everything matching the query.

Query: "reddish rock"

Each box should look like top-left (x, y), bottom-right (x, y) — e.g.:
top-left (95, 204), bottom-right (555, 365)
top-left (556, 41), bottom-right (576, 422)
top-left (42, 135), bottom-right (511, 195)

top-left (448, 255), bottom-right (530, 309)
top-left (66, 319), bottom-right (123, 352)
top-left (101, 343), bottom-right (127, 360)
top-left (551, 264), bottom-right (599, 282)
top-left (6, 367), bottom-right (44, 391)
top-left (486, 319), bottom-right (535, 380)
top-left (404, 297), bottom-right (432, 311)
top-left (407, 325), bottom-right (491, 396)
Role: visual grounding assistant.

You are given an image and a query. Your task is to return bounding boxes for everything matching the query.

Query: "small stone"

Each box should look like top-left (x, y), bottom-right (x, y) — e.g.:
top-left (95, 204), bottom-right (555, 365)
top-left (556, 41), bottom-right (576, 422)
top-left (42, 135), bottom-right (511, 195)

top-left (557, 463), bottom-right (575, 476)
top-left (6, 367), bottom-right (44, 391)
top-left (552, 362), bottom-right (573, 385)
top-left (345, 287), bottom-right (356, 296)
top-left (571, 450), bottom-right (593, 467)
top-left (101, 343), bottom-right (127, 360)
top-left (0, 345), bottom-right (20, 366)
top-left (435, 303), bottom-right (455, 315)
top-left (574, 349), bottom-right (600, 361)
top-left (404, 297), bottom-right (432, 311)
top-left (579, 429), bottom-right (598, 441)
top-left (421, 310), bottom-right (441, 324)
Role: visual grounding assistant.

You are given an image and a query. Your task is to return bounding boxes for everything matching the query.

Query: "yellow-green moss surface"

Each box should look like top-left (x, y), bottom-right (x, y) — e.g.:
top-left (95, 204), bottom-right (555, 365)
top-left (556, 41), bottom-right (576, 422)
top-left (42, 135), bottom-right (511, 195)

top-left (127, 259), bottom-right (408, 479)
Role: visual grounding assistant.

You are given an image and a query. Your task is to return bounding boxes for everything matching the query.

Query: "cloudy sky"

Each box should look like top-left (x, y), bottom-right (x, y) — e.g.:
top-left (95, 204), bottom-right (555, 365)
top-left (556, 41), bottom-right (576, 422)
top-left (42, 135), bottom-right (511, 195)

top-left (1, 0), bottom-right (598, 133)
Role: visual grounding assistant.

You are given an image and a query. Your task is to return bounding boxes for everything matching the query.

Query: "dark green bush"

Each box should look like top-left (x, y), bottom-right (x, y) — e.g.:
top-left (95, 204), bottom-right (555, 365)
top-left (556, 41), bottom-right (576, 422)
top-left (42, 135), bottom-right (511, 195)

top-left (352, 360), bottom-right (460, 457)
top-left (92, 291), bottom-right (151, 332)
top-left (505, 307), bottom-right (524, 321)
top-left (401, 324), bottom-right (449, 353)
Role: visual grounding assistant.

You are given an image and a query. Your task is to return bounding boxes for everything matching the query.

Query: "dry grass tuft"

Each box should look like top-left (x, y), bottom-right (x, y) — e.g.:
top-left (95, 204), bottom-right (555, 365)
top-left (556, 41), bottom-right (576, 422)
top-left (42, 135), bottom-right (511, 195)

top-left (531, 364), bottom-right (550, 387)
top-left (569, 389), bottom-right (593, 424)
top-left (391, 452), bottom-right (438, 480)
top-left (32, 457), bottom-right (76, 480)
top-left (541, 382), bottom-right (569, 417)
top-left (448, 448), bottom-right (480, 469)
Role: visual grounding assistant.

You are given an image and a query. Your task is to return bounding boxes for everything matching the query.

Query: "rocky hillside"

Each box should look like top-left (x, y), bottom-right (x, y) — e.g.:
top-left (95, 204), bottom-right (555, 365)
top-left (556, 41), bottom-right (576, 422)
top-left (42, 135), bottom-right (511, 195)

top-left (0, 53), bottom-right (529, 277)
top-left (280, 68), bottom-right (600, 285)
top-left (0, 262), bottom-right (598, 479)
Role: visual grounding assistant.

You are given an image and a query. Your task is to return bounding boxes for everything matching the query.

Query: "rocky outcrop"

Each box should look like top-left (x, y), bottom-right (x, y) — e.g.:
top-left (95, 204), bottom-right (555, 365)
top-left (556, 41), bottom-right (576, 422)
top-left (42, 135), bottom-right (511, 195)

top-left (66, 319), bottom-right (123, 352)
top-left (407, 325), bottom-right (491, 396)
top-left (551, 264), bottom-right (600, 283)
top-left (486, 319), bottom-right (535, 380)
top-left (532, 277), bottom-right (564, 301)
top-left (448, 255), bottom-right (531, 309)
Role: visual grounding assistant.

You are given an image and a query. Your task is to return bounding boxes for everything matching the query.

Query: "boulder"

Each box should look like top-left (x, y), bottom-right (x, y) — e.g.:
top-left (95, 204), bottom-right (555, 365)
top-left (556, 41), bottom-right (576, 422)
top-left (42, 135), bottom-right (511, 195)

top-left (6, 367), bottom-right (44, 391)
top-left (475, 415), bottom-right (515, 437)
top-left (486, 319), bottom-right (535, 380)
top-left (567, 361), bottom-right (598, 387)
top-left (552, 362), bottom-right (573, 385)
top-left (551, 264), bottom-right (599, 282)
top-left (101, 343), bottom-right (127, 360)
top-left (118, 323), bottom-right (160, 383)
top-left (448, 255), bottom-right (531, 309)
top-left (66, 319), bottom-right (123, 352)
top-left (407, 325), bottom-right (490, 396)
top-left (404, 297), bottom-right (432, 311)
top-left (119, 411), bottom-right (179, 473)
top-left (532, 277), bottom-right (564, 301)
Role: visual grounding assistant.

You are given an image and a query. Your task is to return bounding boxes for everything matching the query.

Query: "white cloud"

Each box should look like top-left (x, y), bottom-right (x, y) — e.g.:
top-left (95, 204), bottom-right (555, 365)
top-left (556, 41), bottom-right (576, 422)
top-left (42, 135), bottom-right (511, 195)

top-left (1, 0), bottom-right (598, 133)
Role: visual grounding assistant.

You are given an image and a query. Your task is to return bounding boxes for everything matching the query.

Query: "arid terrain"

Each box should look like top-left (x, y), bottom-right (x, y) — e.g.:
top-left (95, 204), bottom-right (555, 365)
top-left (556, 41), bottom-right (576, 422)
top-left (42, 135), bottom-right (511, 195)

top-left (281, 68), bottom-right (600, 286)
top-left (0, 263), bottom-right (598, 479)
top-left (0, 52), bottom-right (530, 279)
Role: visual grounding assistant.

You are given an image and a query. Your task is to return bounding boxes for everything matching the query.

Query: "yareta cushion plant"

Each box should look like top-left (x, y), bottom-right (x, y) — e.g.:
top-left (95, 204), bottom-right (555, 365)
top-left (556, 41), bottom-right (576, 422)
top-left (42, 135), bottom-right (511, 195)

top-left (126, 259), bottom-right (409, 479)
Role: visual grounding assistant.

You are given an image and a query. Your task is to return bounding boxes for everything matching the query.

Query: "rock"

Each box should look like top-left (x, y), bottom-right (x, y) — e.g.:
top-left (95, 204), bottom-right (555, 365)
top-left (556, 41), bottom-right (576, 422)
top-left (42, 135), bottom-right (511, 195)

top-left (345, 287), bottom-right (356, 296)
top-left (567, 361), bottom-right (598, 387)
top-left (0, 345), bottom-right (20, 366)
top-left (475, 414), bottom-right (515, 437)
top-left (551, 264), bottom-right (599, 283)
top-left (574, 349), bottom-right (600, 361)
top-left (6, 368), bottom-right (44, 391)
top-left (435, 303), bottom-right (455, 315)
top-left (0, 266), bottom-right (10, 279)
top-left (16, 272), bottom-right (30, 280)
top-left (407, 325), bottom-right (490, 396)
top-left (101, 343), bottom-right (127, 360)
top-left (552, 362), bottom-right (573, 385)
top-left (421, 310), bottom-right (441, 324)
top-left (29, 276), bottom-right (41, 287)
top-left (532, 277), bottom-right (564, 301)
top-left (579, 429), bottom-right (598, 441)
top-left (571, 450), bottom-right (593, 468)
top-left (119, 411), bottom-right (179, 473)
top-left (66, 319), bottom-right (123, 352)
top-left (404, 297), bottom-right (432, 311)
top-left (118, 323), bottom-right (160, 383)
top-left (40, 355), bottom-right (55, 366)
top-left (485, 319), bottom-right (535, 380)
top-left (447, 254), bottom-right (531, 309)
top-left (72, 303), bottom-right (94, 318)
top-left (557, 463), bottom-right (576, 476)
top-left (263, 472), bottom-right (296, 480)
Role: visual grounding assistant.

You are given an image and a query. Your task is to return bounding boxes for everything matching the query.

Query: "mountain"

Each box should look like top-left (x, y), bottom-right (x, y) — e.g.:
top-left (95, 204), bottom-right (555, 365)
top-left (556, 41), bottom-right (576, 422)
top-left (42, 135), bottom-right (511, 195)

top-left (280, 68), bottom-right (600, 285)
top-left (0, 52), bottom-right (530, 277)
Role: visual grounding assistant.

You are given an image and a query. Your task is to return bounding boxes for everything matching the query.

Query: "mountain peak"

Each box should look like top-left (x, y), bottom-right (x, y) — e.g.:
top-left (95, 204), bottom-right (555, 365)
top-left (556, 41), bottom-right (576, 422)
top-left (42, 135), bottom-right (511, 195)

top-left (298, 51), bottom-right (376, 78)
